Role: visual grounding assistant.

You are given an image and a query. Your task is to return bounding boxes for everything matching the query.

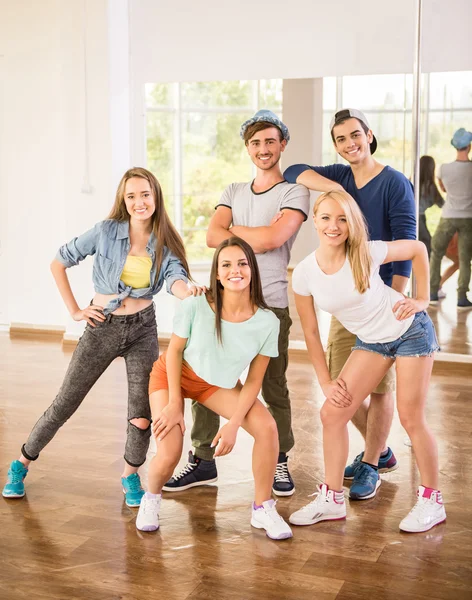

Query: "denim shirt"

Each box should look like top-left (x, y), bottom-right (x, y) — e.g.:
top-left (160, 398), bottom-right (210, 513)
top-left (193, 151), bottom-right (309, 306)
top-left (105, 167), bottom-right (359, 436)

top-left (55, 220), bottom-right (188, 314)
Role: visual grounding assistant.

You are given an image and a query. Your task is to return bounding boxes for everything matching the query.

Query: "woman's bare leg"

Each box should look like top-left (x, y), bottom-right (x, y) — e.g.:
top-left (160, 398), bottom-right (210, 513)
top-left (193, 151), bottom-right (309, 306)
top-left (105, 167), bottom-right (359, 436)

top-left (439, 260), bottom-right (459, 288)
top-left (321, 350), bottom-right (394, 491)
top-left (147, 391), bottom-right (184, 494)
top-left (396, 355), bottom-right (438, 489)
top-left (204, 390), bottom-right (278, 505)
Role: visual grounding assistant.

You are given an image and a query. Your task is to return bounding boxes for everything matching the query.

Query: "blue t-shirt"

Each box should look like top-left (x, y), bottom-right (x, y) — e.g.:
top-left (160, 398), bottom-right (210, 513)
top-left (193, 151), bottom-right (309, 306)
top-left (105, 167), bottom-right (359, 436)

top-left (283, 164), bottom-right (416, 286)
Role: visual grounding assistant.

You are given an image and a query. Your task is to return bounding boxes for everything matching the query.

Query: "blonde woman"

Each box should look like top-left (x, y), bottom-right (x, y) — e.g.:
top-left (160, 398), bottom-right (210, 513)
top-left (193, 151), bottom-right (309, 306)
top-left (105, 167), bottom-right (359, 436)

top-left (290, 190), bottom-right (445, 533)
top-left (3, 167), bottom-right (201, 509)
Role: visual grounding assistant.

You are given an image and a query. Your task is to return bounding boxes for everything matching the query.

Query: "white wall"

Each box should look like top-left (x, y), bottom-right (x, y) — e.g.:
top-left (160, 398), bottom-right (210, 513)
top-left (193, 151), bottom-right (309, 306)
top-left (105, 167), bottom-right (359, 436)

top-left (0, 0), bottom-right (113, 332)
top-left (129, 0), bottom-right (472, 85)
top-left (2, 0), bottom-right (470, 333)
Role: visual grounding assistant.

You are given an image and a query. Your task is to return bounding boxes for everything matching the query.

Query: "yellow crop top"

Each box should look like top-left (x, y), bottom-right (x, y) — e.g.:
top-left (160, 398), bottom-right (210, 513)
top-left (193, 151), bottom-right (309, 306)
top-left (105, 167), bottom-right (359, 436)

top-left (120, 256), bottom-right (152, 289)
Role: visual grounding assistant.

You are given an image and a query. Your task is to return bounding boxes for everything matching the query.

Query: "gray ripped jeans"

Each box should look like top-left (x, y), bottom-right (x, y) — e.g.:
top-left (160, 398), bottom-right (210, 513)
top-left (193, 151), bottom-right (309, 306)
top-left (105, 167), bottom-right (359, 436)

top-left (22, 303), bottom-right (158, 467)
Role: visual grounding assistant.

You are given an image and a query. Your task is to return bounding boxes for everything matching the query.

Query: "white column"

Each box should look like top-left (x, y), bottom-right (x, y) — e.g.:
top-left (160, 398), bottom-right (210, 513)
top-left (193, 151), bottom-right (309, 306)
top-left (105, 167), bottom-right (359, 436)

top-left (282, 78), bottom-right (324, 266)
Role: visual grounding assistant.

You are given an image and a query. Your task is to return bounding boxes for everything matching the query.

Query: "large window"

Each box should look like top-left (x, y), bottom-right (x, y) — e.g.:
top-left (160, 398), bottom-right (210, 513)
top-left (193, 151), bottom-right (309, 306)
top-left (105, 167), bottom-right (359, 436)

top-left (146, 80), bottom-right (282, 263)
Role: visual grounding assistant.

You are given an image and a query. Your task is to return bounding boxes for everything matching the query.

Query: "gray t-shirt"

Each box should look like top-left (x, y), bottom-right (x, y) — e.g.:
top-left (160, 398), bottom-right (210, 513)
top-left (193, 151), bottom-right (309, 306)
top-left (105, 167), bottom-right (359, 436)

top-left (439, 161), bottom-right (472, 218)
top-left (217, 181), bottom-right (310, 308)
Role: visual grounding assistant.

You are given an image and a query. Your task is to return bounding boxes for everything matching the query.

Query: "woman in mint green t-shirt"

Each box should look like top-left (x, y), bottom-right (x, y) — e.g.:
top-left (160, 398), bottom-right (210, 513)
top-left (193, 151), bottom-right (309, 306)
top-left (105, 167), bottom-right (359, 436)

top-left (136, 237), bottom-right (293, 541)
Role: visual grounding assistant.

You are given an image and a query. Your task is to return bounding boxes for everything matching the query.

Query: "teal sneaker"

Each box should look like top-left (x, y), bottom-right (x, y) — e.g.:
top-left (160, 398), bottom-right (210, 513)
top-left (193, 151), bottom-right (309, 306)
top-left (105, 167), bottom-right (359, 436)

top-left (2, 460), bottom-right (28, 498)
top-left (122, 473), bottom-right (145, 507)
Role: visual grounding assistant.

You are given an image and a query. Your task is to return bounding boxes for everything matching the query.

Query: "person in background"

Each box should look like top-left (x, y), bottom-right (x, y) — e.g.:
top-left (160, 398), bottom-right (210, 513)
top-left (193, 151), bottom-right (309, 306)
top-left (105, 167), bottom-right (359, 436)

top-left (430, 128), bottom-right (472, 308)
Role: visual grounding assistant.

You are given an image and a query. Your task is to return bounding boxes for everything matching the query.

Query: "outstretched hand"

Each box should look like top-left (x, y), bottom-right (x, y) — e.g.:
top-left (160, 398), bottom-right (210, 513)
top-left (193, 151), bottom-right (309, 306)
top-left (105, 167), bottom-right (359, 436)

top-left (186, 285), bottom-right (207, 297)
top-left (211, 422), bottom-right (239, 457)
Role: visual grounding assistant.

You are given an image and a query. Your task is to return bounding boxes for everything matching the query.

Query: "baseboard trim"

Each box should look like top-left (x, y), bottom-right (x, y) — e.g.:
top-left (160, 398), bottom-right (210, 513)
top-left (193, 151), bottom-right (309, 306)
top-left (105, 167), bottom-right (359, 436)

top-left (9, 323), bottom-right (65, 340)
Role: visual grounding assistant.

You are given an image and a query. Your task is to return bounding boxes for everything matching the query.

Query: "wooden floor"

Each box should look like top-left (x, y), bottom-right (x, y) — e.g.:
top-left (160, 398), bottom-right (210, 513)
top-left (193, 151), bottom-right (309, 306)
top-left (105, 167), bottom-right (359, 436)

top-left (1, 333), bottom-right (472, 600)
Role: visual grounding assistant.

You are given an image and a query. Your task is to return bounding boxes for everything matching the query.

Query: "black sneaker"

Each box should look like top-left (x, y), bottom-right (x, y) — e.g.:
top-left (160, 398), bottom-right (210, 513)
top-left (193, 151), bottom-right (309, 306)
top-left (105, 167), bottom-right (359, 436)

top-left (162, 451), bottom-right (218, 492)
top-left (458, 297), bottom-right (472, 309)
top-left (272, 453), bottom-right (295, 497)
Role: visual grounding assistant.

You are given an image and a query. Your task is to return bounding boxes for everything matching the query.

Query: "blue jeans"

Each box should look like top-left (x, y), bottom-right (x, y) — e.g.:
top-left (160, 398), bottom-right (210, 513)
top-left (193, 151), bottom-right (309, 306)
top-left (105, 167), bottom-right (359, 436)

top-left (353, 311), bottom-right (440, 359)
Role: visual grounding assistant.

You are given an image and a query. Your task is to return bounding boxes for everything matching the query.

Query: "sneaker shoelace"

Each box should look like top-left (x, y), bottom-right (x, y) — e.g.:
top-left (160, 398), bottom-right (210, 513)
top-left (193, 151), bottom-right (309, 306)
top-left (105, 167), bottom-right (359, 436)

top-left (407, 495), bottom-right (433, 519)
top-left (142, 497), bottom-right (161, 515)
top-left (173, 461), bottom-right (197, 481)
top-left (274, 462), bottom-right (291, 483)
top-left (9, 469), bottom-right (25, 484)
top-left (355, 463), bottom-right (377, 485)
top-left (263, 502), bottom-right (285, 524)
top-left (299, 490), bottom-right (328, 513)
top-left (126, 474), bottom-right (142, 493)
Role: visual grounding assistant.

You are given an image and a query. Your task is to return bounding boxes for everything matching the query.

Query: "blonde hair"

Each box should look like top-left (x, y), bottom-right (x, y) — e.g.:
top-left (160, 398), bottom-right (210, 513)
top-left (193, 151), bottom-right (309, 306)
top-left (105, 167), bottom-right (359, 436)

top-left (314, 190), bottom-right (372, 294)
top-left (108, 167), bottom-right (191, 283)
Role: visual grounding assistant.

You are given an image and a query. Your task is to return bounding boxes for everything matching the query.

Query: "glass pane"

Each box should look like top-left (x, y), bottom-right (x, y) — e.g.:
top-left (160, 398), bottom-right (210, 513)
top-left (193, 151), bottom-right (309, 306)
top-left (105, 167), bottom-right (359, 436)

top-left (145, 83), bottom-right (173, 108)
top-left (146, 112), bottom-right (174, 217)
top-left (259, 79), bottom-right (283, 111)
top-left (323, 77), bottom-right (337, 111)
top-left (426, 110), bottom-right (472, 168)
top-left (368, 111), bottom-right (411, 175)
top-left (429, 71), bottom-right (472, 110)
top-left (342, 74), bottom-right (411, 111)
top-left (181, 80), bottom-right (253, 109)
top-left (181, 112), bottom-right (253, 262)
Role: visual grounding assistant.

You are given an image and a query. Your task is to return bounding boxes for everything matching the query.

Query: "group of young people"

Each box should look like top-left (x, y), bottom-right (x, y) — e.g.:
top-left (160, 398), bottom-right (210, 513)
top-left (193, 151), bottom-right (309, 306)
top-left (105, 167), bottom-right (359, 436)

top-left (3, 107), bottom-right (447, 541)
top-left (418, 129), bottom-right (472, 308)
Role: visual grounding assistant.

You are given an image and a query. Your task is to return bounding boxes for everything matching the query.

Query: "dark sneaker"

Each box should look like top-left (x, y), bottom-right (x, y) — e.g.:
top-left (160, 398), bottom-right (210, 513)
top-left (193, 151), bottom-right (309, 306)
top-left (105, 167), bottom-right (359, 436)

top-left (430, 293), bottom-right (439, 305)
top-left (162, 451), bottom-right (217, 492)
top-left (349, 462), bottom-right (381, 500)
top-left (457, 297), bottom-right (472, 309)
top-left (272, 453), bottom-right (295, 497)
top-left (344, 447), bottom-right (398, 480)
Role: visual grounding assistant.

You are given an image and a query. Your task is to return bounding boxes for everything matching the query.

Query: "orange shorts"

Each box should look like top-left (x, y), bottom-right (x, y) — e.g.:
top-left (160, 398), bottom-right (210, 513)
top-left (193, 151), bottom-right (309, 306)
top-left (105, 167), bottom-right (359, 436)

top-left (148, 352), bottom-right (220, 403)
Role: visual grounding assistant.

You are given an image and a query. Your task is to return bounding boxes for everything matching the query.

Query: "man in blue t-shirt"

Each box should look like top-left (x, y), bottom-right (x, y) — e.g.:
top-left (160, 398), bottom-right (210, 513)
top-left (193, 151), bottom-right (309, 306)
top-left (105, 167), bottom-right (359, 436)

top-left (284, 108), bottom-right (416, 501)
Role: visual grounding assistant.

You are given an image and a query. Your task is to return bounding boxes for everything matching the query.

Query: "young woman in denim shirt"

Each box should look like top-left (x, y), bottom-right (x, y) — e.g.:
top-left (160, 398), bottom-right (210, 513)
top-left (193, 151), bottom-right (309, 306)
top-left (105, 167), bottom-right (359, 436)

top-left (289, 190), bottom-right (445, 534)
top-left (3, 167), bottom-right (203, 507)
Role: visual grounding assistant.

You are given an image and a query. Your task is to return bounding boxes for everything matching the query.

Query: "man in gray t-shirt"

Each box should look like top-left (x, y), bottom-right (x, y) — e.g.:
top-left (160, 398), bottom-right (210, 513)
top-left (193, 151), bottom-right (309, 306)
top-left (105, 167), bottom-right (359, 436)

top-left (163, 110), bottom-right (310, 496)
top-left (430, 128), bottom-right (472, 308)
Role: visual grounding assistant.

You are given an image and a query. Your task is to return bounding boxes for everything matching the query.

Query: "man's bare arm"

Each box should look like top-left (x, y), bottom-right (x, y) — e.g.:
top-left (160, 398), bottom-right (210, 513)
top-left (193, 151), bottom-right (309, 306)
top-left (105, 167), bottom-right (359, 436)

top-left (231, 209), bottom-right (305, 253)
top-left (206, 206), bottom-right (233, 248)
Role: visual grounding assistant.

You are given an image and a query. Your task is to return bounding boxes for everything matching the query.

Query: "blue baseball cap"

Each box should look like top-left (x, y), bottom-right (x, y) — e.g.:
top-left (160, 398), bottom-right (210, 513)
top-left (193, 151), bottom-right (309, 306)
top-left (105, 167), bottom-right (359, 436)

top-left (451, 128), bottom-right (472, 150)
top-left (240, 110), bottom-right (290, 143)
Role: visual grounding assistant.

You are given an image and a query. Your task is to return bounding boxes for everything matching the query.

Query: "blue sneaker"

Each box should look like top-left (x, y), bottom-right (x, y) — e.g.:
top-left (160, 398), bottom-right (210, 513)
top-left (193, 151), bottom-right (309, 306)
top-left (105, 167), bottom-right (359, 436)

top-left (344, 447), bottom-right (398, 479)
top-left (122, 473), bottom-right (145, 507)
top-left (2, 460), bottom-right (28, 498)
top-left (349, 462), bottom-right (381, 500)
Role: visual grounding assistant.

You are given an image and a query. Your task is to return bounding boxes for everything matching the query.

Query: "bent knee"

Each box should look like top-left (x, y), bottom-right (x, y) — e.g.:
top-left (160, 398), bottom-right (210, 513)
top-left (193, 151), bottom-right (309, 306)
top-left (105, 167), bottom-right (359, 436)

top-left (398, 411), bottom-right (425, 433)
top-left (129, 417), bottom-right (151, 430)
top-left (320, 401), bottom-right (350, 428)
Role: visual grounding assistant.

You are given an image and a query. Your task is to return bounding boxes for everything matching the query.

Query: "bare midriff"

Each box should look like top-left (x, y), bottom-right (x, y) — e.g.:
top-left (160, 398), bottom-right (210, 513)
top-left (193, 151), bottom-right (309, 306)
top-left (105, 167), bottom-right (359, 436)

top-left (92, 293), bottom-right (153, 316)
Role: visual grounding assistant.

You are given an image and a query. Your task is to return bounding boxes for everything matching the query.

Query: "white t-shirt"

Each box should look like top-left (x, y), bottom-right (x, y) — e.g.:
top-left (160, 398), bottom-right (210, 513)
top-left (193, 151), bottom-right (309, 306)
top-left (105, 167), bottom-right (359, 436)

top-left (292, 241), bottom-right (414, 344)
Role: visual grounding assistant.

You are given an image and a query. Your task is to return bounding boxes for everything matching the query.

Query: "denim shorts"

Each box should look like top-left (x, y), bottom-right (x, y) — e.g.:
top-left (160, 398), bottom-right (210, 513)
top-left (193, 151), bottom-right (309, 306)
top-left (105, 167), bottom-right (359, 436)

top-left (353, 311), bottom-right (440, 359)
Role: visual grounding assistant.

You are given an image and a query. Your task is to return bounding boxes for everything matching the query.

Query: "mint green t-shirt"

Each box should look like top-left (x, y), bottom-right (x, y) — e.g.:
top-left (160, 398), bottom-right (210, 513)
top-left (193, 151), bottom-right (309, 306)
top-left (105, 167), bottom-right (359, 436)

top-left (173, 294), bottom-right (280, 388)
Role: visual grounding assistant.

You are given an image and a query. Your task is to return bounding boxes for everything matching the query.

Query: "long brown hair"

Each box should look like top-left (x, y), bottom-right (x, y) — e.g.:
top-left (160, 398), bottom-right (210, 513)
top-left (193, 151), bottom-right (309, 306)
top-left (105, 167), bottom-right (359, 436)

top-left (419, 155), bottom-right (444, 208)
top-left (207, 237), bottom-right (268, 343)
top-left (108, 167), bottom-right (191, 282)
top-left (314, 191), bottom-right (372, 294)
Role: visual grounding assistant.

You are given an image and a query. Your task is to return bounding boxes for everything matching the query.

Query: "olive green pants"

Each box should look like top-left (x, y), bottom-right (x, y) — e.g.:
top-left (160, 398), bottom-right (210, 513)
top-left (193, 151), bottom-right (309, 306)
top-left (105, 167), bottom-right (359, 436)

top-left (430, 217), bottom-right (472, 298)
top-left (191, 307), bottom-right (294, 460)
